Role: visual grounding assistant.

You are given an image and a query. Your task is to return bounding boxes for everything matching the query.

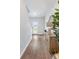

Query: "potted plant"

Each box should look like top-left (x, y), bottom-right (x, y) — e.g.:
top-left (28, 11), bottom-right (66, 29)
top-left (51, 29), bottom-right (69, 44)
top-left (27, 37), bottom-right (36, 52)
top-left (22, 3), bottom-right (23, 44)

top-left (52, 8), bottom-right (59, 41)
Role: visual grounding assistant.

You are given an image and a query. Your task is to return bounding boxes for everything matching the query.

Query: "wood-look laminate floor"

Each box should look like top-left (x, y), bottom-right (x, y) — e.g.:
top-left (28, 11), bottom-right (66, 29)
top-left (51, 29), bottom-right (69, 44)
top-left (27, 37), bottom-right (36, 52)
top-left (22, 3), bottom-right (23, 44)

top-left (21, 34), bottom-right (52, 59)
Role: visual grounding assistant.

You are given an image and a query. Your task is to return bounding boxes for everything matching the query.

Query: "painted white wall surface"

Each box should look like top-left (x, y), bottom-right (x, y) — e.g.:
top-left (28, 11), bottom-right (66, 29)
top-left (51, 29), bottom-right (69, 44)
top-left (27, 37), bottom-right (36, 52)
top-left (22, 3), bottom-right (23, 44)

top-left (30, 17), bottom-right (45, 34)
top-left (20, 0), bottom-right (32, 54)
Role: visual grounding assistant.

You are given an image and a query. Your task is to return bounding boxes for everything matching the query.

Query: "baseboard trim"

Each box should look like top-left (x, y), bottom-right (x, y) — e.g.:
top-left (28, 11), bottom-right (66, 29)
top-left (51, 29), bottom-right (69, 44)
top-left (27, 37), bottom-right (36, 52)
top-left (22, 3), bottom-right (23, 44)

top-left (32, 34), bottom-right (45, 36)
top-left (20, 37), bottom-right (32, 58)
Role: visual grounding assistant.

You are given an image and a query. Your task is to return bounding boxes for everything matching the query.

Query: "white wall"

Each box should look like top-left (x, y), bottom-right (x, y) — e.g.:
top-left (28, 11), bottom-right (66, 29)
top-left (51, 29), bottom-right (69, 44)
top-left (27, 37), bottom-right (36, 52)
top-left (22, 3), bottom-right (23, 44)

top-left (20, 0), bottom-right (32, 54)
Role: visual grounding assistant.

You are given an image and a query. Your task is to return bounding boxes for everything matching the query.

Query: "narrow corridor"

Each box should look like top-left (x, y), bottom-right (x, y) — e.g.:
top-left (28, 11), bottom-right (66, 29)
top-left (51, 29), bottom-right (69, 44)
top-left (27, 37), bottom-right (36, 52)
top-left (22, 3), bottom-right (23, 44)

top-left (21, 34), bottom-right (52, 59)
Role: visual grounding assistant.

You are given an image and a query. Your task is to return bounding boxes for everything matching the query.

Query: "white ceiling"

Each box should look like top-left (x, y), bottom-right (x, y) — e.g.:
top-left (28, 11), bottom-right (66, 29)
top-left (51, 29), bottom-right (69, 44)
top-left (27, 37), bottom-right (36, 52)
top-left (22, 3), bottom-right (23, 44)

top-left (25, 0), bottom-right (57, 17)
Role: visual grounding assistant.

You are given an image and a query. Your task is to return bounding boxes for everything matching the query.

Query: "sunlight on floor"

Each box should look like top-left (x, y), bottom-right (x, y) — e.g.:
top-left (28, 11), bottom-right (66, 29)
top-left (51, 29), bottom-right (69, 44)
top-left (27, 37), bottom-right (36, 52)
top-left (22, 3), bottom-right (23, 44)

top-left (33, 35), bottom-right (38, 39)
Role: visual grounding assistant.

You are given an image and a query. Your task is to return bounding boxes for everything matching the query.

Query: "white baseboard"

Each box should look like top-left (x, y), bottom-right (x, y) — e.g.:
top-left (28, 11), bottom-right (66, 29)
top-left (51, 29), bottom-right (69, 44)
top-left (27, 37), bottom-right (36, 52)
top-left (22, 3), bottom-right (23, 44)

top-left (32, 33), bottom-right (45, 35)
top-left (20, 37), bottom-right (32, 58)
top-left (20, 33), bottom-right (44, 58)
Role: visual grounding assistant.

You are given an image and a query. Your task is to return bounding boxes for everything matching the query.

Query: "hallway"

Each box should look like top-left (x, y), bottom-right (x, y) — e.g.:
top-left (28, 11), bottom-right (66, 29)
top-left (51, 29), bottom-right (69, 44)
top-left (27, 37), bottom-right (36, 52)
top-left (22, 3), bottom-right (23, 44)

top-left (21, 34), bottom-right (52, 59)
